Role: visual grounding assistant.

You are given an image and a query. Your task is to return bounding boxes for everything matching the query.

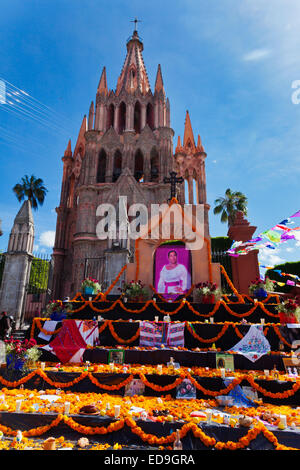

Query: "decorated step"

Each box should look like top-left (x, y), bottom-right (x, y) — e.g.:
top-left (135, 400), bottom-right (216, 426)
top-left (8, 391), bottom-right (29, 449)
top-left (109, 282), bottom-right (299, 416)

top-left (0, 389), bottom-right (299, 450)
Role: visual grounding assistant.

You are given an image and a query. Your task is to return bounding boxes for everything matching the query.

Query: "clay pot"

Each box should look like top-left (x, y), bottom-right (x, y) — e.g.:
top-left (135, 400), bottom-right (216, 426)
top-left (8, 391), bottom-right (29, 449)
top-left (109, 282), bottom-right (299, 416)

top-left (43, 437), bottom-right (56, 450)
top-left (238, 416), bottom-right (253, 428)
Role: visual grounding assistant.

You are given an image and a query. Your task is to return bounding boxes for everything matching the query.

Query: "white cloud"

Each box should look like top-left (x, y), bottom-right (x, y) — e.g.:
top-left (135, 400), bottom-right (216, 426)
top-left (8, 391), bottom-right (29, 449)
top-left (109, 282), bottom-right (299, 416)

top-left (243, 48), bottom-right (272, 62)
top-left (258, 246), bottom-right (285, 267)
top-left (39, 230), bottom-right (55, 248)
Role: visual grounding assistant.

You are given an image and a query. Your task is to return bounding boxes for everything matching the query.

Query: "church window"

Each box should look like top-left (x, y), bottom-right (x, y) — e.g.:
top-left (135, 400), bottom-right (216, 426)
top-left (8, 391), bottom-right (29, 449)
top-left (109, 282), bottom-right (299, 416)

top-left (113, 150), bottom-right (122, 182)
top-left (67, 174), bottom-right (75, 208)
top-left (134, 101), bottom-right (141, 134)
top-left (134, 149), bottom-right (144, 182)
top-left (97, 149), bottom-right (107, 183)
top-left (146, 102), bottom-right (154, 130)
top-left (106, 103), bottom-right (115, 129)
top-left (150, 147), bottom-right (159, 181)
top-left (118, 101), bottom-right (126, 134)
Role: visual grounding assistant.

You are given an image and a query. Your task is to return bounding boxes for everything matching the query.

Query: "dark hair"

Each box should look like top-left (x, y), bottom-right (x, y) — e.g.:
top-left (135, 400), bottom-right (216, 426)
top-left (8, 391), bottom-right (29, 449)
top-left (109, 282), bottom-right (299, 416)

top-left (168, 250), bottom-right (177, 258)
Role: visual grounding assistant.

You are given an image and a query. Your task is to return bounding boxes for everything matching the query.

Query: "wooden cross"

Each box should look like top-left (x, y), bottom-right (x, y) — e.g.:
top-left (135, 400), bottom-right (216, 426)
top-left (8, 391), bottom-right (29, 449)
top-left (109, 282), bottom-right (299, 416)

top-left (163, 171), bottom-right (184, 201)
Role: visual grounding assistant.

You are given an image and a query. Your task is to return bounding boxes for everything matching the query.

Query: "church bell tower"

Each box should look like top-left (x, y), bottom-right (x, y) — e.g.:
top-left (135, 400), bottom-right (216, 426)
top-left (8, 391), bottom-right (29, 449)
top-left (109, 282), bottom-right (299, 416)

top-left (52, 26), bottom-right (176, 298)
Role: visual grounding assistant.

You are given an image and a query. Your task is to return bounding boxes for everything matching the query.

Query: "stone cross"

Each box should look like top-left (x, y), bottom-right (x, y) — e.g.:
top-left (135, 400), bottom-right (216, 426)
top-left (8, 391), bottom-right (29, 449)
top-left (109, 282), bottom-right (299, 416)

top-left (163, 171), bottom-right (184, 201)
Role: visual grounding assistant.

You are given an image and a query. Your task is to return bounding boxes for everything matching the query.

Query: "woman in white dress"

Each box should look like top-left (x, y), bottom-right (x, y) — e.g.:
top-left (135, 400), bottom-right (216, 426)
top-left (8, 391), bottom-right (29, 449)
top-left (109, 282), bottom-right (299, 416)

top-left (157, 250), bottom-right (188, 294)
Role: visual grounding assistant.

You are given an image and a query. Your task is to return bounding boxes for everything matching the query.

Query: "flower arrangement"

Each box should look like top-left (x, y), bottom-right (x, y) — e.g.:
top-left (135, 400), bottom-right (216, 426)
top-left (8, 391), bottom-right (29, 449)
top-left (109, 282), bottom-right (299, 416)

top-left (45, 300), bottom-right (64, 316)
top-left (249, 277), bottom-right (273, 297)
top-left (81, 277), bottom-right (102, 294)
top-left (44, 299), bottom-right (73, 320)
top-left (4, 337), bottom-right (41, 371)
top-left (119, 280), bottom-right (148, 301)
top-left (275, 299), bottom-right (300, 323)
top-left (195, 282), bottom-right (222, 303)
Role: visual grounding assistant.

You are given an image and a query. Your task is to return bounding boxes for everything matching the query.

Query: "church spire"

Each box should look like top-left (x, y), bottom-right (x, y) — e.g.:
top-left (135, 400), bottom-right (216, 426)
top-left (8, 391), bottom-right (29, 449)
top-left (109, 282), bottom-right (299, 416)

top-left (64, 139), bottom-right (72, 157)
top-left (183, 110), bottom-right (195, 149)
top-left (97, 66), bottom-right (108, 95)
top-left (154, 64), bottom-right (164, 94)
top-left (116, 27), bottom-right (150, 95)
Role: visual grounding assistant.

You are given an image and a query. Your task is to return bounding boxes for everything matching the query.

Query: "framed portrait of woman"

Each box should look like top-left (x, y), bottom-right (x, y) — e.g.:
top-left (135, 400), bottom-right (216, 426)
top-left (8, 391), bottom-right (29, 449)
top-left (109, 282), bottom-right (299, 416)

top-left (154, 243), bottom-right (192, 300)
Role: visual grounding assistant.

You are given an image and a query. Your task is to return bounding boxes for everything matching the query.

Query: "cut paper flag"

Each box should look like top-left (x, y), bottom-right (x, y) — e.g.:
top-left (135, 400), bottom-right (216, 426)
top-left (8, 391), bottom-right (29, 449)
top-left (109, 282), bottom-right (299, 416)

top-left (223, 378), bottom-right (257, 407)
top-left (227, 209), bottom-right (300, 257)
top-left (229, 324), bottom-right (270, 362)
top-left (291, 210), bottom-right (300, 218)
top-left (262, 230), bottom-right (281, 243)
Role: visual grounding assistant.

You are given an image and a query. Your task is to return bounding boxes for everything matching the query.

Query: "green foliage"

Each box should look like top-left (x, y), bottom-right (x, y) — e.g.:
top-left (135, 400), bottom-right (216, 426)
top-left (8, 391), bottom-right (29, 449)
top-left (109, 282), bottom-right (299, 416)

top-left (266, 261), bottom-right (300, 293)
top-left (13, 174), bottom-right (47, 210)
top-left (213, 188), bottom-right (248, 225)
top-left (28, 258), bottom-right (50, 294)
top-left (211, 236), bottom-right (232, 252)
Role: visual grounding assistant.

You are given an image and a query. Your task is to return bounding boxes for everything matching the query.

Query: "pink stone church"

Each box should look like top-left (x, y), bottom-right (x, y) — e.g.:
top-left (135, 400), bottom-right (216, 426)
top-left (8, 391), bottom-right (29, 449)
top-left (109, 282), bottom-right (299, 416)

top-left (52, 27), bottom-right (259, 299)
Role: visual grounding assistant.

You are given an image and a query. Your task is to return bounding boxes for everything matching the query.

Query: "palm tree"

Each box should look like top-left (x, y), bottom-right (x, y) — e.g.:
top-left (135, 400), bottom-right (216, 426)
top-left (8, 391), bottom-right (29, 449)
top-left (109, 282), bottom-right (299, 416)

top-left (13, 175), bottom-right (48, 210)
top-left (213, 188), bottom-right (248, 225)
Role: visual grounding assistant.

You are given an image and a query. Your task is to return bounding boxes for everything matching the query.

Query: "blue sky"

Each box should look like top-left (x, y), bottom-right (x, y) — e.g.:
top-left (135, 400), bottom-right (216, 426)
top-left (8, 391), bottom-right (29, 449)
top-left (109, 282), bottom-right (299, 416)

top-left (0, 0), bottom-right (300, 273)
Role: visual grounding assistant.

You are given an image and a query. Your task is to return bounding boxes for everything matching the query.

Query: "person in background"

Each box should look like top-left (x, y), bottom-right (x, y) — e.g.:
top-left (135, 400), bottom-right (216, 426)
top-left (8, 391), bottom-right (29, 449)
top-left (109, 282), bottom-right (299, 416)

top-left (0, 312), bottom-right (12, 339)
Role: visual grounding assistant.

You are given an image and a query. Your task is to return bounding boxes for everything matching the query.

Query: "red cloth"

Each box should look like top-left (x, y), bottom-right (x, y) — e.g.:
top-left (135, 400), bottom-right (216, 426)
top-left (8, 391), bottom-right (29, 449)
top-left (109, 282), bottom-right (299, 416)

top-left (49, 320), bottom-right (87, 363)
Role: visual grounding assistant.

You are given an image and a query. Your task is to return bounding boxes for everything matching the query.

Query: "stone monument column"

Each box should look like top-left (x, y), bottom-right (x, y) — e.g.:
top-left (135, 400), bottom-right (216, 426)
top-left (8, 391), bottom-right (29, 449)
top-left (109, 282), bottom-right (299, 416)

top-left (0, 200), bottom-right (35, 328)
top-left (227, 211), bottom-right (260, 295)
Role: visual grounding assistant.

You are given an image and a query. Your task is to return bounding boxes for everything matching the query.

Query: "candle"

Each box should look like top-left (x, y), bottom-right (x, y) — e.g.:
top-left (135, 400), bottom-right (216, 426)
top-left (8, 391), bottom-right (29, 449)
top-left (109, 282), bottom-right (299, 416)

top-left (264, 370), bottom-right (269, 377)
top-left (114, 405), bottom-right (120, 418)
top-left (64, 401), bottom-right (70, 415)
top-left (279, 415), bottom-right (287, 428)
top-left (109, 362), bottom-right (114, 371)
top-left (210, 317), bottom-right (214, 323)
top-left (155, 316), bottom-right (159, 322)
top-left (157, 365), bottom-right (163, 374)
top-left (40, 362), bottom-right (45, 370)
top-left (15, 400), bottom-right (22, 412)
top-left (260, 318), bottom-right (265, 325)
top-left (106, 402), bottom-right (110, 411)
top-left (206, 410), bottom-right (212, 423)
top-left (220, 368), bottom-right (226, 379)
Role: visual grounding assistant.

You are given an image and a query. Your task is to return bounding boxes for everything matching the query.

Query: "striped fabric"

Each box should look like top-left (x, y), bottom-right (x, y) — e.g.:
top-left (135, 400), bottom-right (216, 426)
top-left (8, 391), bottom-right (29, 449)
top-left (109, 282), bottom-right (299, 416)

top-left (139, 321), bottom-right (185, 348)
top-left (166, 322), bottom-right (185, 347)
top-left (139, 321), bottom-right (164, 347)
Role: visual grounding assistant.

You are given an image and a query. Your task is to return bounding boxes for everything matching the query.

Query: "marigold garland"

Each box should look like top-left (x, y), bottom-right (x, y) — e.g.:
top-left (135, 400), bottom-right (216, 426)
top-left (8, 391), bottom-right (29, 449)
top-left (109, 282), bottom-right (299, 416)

top-left (1, 368), bottom-right (299, 400)
top-left (38, 296), bottom-right (280, 320)
top-left (107, 320), bottom-right (140, 344)
top-left (0, 410), bottom-right (293, 450)
top-left (220, 265), bottom-right (244, 303)
top-left (186, 322), bottom-right (230, 344)
top-left (31, 317), bottom-right (289, 351)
